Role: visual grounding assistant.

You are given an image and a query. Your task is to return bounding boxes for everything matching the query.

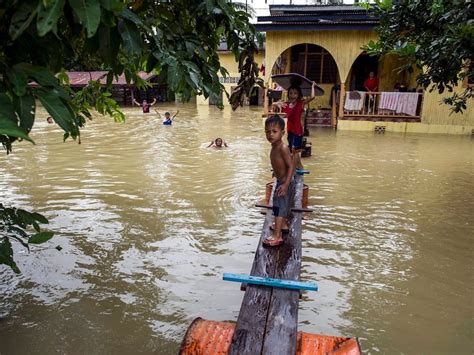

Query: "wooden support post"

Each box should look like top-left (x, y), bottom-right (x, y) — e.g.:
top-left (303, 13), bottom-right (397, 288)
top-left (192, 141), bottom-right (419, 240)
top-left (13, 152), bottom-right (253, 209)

top-left (263, 87), bottom-right (268, 117)
top-left (331, 88), bottom-right (337, 128)
top-left (338, 81), bottom-right (345, 121)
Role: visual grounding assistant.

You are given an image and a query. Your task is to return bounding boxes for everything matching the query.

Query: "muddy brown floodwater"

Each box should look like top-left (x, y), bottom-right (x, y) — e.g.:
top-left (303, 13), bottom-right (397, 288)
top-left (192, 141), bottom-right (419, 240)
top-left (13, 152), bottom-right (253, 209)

top-left (1, 104), bottom-right (473, 354)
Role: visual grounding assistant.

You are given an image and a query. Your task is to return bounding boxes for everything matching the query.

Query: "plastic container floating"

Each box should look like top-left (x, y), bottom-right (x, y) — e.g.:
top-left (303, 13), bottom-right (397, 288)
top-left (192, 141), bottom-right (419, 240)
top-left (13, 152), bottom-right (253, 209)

top-left (179, 318), bottom-right (361, 355)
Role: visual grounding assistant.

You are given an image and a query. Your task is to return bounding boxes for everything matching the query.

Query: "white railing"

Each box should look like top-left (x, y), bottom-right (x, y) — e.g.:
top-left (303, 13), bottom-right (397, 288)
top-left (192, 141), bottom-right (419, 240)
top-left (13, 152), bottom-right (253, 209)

top-left (342, 91), bottom-right (423, 119)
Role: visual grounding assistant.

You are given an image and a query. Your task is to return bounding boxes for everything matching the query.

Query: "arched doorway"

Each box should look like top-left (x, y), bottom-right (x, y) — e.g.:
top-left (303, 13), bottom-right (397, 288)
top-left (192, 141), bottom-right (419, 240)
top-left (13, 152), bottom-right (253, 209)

top-left (269, 43), bottom-right (340, 127)
top-left (348, 53), bottom-right (379, 91)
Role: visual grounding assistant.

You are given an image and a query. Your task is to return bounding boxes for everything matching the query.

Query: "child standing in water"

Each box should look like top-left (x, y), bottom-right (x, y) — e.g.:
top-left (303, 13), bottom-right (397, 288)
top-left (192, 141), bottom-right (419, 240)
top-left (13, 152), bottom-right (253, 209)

top-left (133, 98), bottom-right (157, 113)
top-left (155, 110), bottom-right (179, 125)
top-left (273, 82), bottom-right (316, 170)
top-left (263, 115), bottom-right (295, 247)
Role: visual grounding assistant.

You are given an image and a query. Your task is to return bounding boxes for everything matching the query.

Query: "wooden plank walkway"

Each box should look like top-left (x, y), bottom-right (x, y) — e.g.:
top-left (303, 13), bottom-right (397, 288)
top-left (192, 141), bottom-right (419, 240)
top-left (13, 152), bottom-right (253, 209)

top-left (229, 174), bottom-right (306, 355)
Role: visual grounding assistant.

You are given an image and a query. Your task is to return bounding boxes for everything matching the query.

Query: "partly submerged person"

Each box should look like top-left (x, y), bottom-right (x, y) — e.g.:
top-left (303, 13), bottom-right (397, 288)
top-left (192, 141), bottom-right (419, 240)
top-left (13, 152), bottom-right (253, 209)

top-left (207, 138), bottom-right (228, 148)
top-left (155, 110), bottom-right (179, 125)
top-left (133, 98), bottom-right (157, 113)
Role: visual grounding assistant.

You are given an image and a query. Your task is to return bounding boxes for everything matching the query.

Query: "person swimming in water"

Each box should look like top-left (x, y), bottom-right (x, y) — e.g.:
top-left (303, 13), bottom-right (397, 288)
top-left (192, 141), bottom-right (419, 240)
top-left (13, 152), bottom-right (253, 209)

top-left (207, 138), bottom-right (228, 148)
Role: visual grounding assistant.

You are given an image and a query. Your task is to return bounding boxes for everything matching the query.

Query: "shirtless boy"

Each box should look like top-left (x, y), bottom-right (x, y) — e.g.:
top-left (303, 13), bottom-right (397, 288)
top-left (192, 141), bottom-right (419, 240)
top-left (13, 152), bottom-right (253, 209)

top-left (263, 115), bottom-right (295, 247)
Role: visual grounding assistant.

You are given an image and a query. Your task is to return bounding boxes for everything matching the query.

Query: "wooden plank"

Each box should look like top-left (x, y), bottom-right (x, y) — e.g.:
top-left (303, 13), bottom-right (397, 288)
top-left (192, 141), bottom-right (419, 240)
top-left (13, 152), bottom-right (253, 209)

top-left (223, 273), bottom-right (317, 291)
top-left (230, 176), bottom-right (308, 355)
top-left (262, 174), bottom-right (305, 355)
top-left (229, 180), bottom-right (278, 355)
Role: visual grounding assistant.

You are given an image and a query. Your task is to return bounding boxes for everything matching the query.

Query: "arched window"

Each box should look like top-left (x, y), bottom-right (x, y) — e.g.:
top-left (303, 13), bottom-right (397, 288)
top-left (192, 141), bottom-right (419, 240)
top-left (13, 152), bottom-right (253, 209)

top-left (291, 44), bottom-right (339, 84)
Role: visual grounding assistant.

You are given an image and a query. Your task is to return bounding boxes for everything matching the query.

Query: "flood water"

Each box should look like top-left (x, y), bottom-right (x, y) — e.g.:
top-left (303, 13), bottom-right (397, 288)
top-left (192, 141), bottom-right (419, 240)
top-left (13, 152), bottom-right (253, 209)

top-left (1, 104), bottom-right (473, 354)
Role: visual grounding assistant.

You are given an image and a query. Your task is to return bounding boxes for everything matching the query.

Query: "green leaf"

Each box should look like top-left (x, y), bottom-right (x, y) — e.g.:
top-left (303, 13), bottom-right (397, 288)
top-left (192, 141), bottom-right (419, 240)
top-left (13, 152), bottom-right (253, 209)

top-left (35, 89), bottom-right (78, 136)
top-left (7, 226), bottom-right (29, 240)
top-left (37, 0), bottom-right (66, 36)
top-left (17, 209), bottom-right (35, 224)
top-left (13, 93), bottom-right (36, 133)
top-left (28, 231), bottom-right (54, 244)
top-left (69, 0), bottom-right (101, 38)
top-left (7, 232), bottom-right (30, 251)
top-left (167, 60), bottom-right (179, 91)
top-left (100, 0), bottom-right (124, 12)
top-left (32, 221), bottom-right (40, 233)
top-left (7, 66), bottom-right (28, 96)
top-left (0, 114), bottom-right (34, 143)
top-left (0, 93), bottom-right (17, 122)
top-left (15, 63), bottom-right (60, 87)
top-left (119, 8), bottom-right (142, 26)
top-left (0, 238), bottom-right (20, 274)
top-left (118, 19), bottom-right (142, 55)
top-left (9, 3), bottom-right (38, 40)
top-left (98, 25), bottom-right (120, 66)
top-left (32, 212), bottom-right (49, 224)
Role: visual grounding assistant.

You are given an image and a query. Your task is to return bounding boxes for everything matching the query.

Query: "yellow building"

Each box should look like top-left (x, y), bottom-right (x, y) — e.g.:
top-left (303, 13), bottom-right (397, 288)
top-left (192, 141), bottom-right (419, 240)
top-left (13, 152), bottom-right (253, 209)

top-left (255, 4), bottom-right (473, 135)
top-left (195, 43), bottom-right (266, 107)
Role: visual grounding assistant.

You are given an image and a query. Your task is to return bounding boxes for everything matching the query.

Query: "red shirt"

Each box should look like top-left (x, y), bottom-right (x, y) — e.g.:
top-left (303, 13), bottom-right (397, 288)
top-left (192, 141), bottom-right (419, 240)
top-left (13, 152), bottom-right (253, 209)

top-left (283, 100), bottom-right (304, 136)
top-left (364, 77), bottom-right (379, 92)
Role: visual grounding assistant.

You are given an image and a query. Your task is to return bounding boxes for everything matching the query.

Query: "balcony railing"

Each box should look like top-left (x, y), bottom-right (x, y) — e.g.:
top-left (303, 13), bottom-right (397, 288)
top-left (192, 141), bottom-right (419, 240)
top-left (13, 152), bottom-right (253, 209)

top-left (342, 91), bottom-right (423, 120)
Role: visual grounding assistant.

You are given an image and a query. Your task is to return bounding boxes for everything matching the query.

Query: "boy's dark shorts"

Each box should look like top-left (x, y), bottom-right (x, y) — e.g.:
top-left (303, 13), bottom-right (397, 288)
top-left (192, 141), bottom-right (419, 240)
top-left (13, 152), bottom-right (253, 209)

top-left (272, 180), bottom-right (294, 218)
top-left (287, 131), bottom-right (303, 151)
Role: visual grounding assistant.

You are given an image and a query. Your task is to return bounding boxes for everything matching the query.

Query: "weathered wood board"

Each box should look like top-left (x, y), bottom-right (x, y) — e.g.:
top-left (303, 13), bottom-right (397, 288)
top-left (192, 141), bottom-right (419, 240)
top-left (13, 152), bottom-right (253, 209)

top-left (229, 175), bottom-right (305, 355)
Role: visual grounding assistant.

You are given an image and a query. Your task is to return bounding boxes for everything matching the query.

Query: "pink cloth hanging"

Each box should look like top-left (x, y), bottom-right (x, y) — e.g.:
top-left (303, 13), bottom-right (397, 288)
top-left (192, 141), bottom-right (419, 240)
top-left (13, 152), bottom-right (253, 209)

top-left (379, 92), bottom-right (399, 111)
top-left (396, 93), bottom-right (419, 116)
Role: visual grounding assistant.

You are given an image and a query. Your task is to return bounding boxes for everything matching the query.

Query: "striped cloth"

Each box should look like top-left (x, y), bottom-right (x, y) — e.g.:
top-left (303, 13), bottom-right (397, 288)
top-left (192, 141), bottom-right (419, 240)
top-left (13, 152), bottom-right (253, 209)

top-left (396, 93), bottom-right (419, 116)
top-left (378, 92), bottom-right (399, 111)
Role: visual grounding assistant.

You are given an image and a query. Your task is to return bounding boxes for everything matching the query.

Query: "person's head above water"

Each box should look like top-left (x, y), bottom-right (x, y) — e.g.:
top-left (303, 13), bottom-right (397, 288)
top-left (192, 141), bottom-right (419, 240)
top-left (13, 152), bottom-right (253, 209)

top-left (164, 112), bottom-right (171, 118)
top-left (215, 138), bottom-right (223, 147)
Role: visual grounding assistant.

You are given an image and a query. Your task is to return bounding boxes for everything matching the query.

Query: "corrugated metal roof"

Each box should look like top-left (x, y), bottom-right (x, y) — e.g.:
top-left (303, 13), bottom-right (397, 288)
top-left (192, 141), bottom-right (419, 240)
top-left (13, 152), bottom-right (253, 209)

top-left (269, 4), bottom-right (371, 14)
top-left (256, 4), bottom-right (377, 31)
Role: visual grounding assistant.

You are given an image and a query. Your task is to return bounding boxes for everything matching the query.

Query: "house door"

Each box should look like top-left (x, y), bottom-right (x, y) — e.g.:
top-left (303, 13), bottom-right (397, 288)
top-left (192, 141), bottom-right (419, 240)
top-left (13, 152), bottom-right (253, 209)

top-left (350, 54), bottom-right (379, 91)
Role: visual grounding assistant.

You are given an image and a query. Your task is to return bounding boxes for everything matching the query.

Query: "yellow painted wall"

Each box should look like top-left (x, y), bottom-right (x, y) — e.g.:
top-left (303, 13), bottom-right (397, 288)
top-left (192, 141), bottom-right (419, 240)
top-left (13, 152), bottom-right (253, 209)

top-left (338, 120), bottom-right (473, 135)
top-left (421, 86), bottom-right (474, 127)
top-left (196, 51), bottom-right (265, 106)
top-left (265, 30), bottom-right (377, 86)
top-left (378, 54), bottom-right (420, 92)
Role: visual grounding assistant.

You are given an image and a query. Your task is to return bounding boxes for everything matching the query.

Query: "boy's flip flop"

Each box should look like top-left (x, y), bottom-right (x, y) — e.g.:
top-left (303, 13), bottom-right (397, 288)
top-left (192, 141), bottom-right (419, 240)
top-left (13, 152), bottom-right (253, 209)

top-left (263, 237), bottom-right (284, 247)
top-left (270, 225), bottom-right (289, 234)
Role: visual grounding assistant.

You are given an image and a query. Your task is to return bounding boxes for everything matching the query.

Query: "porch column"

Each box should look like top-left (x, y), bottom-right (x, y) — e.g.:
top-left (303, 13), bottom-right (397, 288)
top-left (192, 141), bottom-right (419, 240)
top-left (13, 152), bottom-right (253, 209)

top-left (338, 82), bottom-right (345, 125)
top-left (263, 88), bottom-right (268, 116)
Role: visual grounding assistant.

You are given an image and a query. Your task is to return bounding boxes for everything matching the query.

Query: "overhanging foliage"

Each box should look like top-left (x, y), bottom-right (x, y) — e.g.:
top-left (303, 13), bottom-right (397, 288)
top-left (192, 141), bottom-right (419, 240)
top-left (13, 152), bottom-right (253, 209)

top-left (362, 0), bottom-right (473, 113)
top-left (0, 0), bottom-right (262, 273)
